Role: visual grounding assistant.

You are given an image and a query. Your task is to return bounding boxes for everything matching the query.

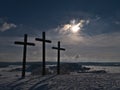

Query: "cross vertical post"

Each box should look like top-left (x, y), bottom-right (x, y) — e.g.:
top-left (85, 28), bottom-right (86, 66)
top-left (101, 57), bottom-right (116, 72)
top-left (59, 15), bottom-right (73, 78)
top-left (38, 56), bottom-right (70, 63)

top-left (52, 41), bottom-right (65, 74)
top-left (35, 32), bottom-right (52, 75)
top-left (22, 34), bottom-right (27, 78)
top-left (14, 34), bottom-right (35, 78)
top-left (58, 42), bottom-right (60, 75)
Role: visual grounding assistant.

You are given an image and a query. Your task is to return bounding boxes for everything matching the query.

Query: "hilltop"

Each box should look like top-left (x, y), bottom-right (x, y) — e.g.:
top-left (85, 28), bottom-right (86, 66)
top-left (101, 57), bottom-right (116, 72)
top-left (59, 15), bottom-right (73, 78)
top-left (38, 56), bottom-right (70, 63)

top-left (0, 73), bottom-right (120, 90)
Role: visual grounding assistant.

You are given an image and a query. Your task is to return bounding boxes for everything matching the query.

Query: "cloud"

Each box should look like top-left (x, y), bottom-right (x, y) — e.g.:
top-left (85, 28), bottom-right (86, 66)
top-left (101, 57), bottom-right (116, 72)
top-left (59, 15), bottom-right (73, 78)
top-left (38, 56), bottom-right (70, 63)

top-left (1, 15), bottom-right (120, 62)
top-left (84, 32), bottom-right (120, 47)
top-left (59, 19), bottom-right (90, 34)
top-left (46, 19), bottom-right (90, 45)
top-left (1, 31), bottom-right (120, 62)
top-left (46, 21), bottom-right (120, 62)
top-left (0, 22), bottom-right (17, 32)
top-left (115, 21), bottom-right (120, 25)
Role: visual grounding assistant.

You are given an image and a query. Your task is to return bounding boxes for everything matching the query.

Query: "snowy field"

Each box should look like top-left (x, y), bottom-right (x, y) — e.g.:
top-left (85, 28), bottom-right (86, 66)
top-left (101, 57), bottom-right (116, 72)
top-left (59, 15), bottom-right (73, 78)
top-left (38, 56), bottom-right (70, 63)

top-left (0, 66), bottom-right (120, 90)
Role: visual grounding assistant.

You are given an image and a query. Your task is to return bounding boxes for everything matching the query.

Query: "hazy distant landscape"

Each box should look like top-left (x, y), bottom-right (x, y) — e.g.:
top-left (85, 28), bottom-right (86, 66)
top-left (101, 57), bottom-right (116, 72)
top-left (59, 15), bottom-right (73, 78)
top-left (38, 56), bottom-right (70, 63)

top-left (1, 61), bottom-right (120, 67)
top-left (1, 61), bottom-right (120, 74)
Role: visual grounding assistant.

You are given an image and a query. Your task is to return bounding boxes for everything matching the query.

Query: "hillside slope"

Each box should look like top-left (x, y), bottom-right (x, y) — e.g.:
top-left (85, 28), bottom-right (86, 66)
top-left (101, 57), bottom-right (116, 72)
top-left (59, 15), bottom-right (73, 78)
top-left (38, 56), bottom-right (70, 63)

top-left (1, 73), bottom-right (120, 90)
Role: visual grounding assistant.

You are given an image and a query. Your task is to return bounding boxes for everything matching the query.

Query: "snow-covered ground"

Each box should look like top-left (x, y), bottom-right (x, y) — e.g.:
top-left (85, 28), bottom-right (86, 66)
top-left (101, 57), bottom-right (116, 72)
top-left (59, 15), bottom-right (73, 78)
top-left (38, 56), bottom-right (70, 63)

top-left (0, 73), bottom-right (120, 90)
top-left (0, 66), bottom-right (120, 90)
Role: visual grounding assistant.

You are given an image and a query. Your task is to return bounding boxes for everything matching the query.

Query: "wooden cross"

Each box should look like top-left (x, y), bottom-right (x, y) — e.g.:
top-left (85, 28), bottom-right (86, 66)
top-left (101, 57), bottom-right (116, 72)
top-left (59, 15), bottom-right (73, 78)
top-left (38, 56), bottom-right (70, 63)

top-left (52, 41), bottom-right (65, 74)
top-left (35, 32), bottom-right (52, 75)
top-left (14, 34), bottom-right (35, 78)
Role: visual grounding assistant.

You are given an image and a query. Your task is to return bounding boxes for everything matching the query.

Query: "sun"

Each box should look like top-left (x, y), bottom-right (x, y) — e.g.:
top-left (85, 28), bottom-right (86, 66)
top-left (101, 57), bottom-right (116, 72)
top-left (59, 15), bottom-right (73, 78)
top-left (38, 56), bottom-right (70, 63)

top-left (62, 19), bottom-right (84, 34)
top-left (62, 19), bottom-right (89, 34)
top-left (70, 24), bottom-right (80, 33)
top-left (63, 23), bottom-right (80, 33)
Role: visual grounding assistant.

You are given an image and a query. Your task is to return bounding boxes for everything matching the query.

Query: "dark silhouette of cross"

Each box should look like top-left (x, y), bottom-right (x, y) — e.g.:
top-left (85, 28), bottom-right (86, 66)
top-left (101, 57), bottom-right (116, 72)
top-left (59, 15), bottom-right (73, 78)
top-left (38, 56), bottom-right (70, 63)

top-left (52, 41), bottom-right (65, 74)
top-left (14, 34), bottom-right (35, 78)
top-left (35, 32), bottom-right (52, 75)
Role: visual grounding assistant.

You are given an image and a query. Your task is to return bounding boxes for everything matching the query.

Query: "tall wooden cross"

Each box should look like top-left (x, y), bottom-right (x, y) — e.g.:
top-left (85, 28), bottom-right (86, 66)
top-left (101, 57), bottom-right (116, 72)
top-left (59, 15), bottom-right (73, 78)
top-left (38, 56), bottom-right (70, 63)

top-left (14, 34), bottom-right (35, 78)
top-left (35, 32), bottom-right (52, 75)
top-left (52, 41), bottom-right (65, 74)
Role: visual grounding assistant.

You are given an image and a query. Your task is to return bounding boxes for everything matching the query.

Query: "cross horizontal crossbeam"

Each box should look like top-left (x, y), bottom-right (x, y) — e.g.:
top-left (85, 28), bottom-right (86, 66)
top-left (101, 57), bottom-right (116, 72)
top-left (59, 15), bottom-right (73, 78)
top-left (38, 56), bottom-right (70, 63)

top-left (35, 38), bottom-right (51, 43)
top-left (52, 47), bottom-right (65, 51)
top-left (14, 41), bottom-right (35, 46)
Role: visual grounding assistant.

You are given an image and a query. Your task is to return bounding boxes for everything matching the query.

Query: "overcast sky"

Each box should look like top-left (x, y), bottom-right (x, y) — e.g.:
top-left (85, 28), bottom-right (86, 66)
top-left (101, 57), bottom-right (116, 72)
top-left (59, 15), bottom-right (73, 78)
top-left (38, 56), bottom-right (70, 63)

top-left (0, 0), bottom-right (120, 62)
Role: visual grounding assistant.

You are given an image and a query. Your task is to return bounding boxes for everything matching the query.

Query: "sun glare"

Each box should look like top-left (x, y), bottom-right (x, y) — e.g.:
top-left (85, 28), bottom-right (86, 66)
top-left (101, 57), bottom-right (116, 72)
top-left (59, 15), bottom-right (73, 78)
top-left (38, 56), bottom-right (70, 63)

top-left (70, 24), bottom-right (80, 33)
top-left (62, 19), bottom-right (89, 34)
top-left (63, 20), bottom-right (82, 33)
